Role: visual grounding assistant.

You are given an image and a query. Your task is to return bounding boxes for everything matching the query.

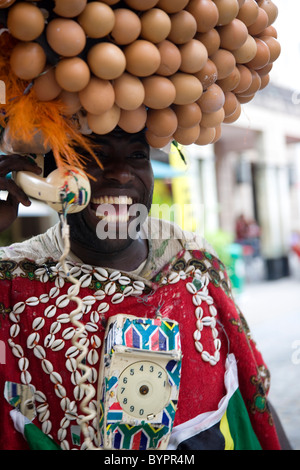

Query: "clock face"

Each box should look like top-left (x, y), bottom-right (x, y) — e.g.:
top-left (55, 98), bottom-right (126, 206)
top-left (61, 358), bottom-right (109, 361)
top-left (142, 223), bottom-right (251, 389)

top-left (117, 361), bottom-right (171, 420)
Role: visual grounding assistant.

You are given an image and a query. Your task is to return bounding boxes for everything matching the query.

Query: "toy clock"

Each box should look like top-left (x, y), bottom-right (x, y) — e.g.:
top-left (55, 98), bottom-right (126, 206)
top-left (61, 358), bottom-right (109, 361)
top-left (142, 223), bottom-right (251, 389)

top-left (97, 314), bottom-right (182, 450)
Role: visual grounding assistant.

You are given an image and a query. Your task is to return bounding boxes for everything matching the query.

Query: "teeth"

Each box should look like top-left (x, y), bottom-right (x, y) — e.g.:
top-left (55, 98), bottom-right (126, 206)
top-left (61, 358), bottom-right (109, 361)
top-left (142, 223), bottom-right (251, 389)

top-left (91, 196), bottom-right (133, 205)
top-left (97, 214), bottom-right (129, 222)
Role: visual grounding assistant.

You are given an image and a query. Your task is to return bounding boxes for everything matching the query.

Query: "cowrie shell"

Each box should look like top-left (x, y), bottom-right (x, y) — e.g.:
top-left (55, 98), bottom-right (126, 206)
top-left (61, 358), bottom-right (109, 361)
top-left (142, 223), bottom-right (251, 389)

top-left (79, 273), bottom-right (92, 287)
top-left (209, 356), bottom-right (217, 366)
top-left (192, 294), bottom-right (202, 306)
top-left (168, 272), bottom-right (180, 284)
top-left (193, 329), bottom-right (201, 341)
top-left (195, 341), bottom-right (203, 353)
top-left (39, 294), bottom-right (49, 303)
top-left (37, 403), bottom-right (49, 413)
top-left (60, 397), bottom-right (70, 411)
top-left (58, 428), bottom-right (67, 441)
top-left (69, 266), bottom-right (81, 277)
top-left (118, 276), bottom-right (131, 285)
top-left (32, 317), bottom-right (45, 331)
top-left (82, 296), bottom-right (96, 306)
top-left (18, 357), bottom-right (29, 370)
top-left (74, 385), bottom-right (84, 401)
top-left (87, 349), bottom-right (99, 365)
top-left (85, 322), bottom-right (98, 332)
top-left (27, 332), bottom-right (40, 349)
top-left (33, 345), bottom-right (46, 359)
top-left (55, 276), bottom-right (65, 288)
top-left (35, 390), bottom-right (47, 402)
top-left (26, 296), bottom-right (39, 306)
top-left (62, 327), bottom-right (75, 340)
top-left (71, 370), bottom-right (81, 386)
top-left (60, 440), bottom-right (70, 451)
top-left (56, 295), bottom-right (69, 309)
top-left (202, 316), bottom-right (213, 326)
top-left (51, 339), bottom-right (65, 351)
top-left (57, 313), bottom-right (70, 323)
top-left (186, 282), bottom-right (197, 294)
top-left (201, 351), bottom-right (211, 362)
top-left (195, 306), bottom-right (203, 319)
top-left (109, 271), bottom-right (121, 281)
top-left (65, 346), bottom-right (79, 358)
top-left (90, 311), bottom-right (99, 323)
top-left (123, 286), bottom-right (133, 296)
top-left (49, 287), bottom-right (59, 298)
top-left (10, 324), bottom-right (20, 338)
top-left (21, 370), bottom-right (32, 385)
top-left (66, 357), bottom-right (77, 373)
top-left (39, 409), bottom-right (50, 422)
top-left (50, 372), bottom-right (63, 384)
top-left (42, 420), bottom-right (52, 435)
top-left (111, 293), bottom-right (124, 304)
top-left (94, 289), bottom-right (105, 300)
top-left (50, 322), bottom-right (61, 335)
top-left (209, 305), bottom-right (217, 317)
top-left (81, 264), bottom-right (93, 274)
top-left (60, 417), bottom-right (70, 429)
top-left (97, 302), bottom-right (109, 314)
top-left (54, 383), bottom-right (67, 399)
top-left (90, 335), bottom-right (101, 349)
top-left (13, 302), bottom-right (25, 314)
top-left (41, 359), bottom-right (54, 374)
top-left (94, 267), bottom-right (108, 281)
top-left (133, 281), bottom-right (145, 290)
top-left (44, 305), bottom-right (57, 318)
top-left (12, 344), bottom-right (24, 358)
top-left (105, 281), bottom-right (116, 295)
top-left (88, 367), bottom-right (98, 383)
top-left (44, 334), bottom-right (55, 348)
top-left (9, 312), bottom-right (20, 323)
top-left (67, 283), bottom-right (80, 297)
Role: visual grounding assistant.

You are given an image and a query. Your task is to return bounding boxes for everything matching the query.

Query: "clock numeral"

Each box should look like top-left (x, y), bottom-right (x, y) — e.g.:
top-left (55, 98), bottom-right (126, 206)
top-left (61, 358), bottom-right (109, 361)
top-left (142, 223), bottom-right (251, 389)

top-left (123, 398), bottom-right (127, 404)
top-left (130, 406), bottom-right (134, 413)
top-left (158, 371), bottom-right (162, 378)
top-left (120, 387), bottom-right (125, 394)
top-left (139, 409), bottom-right (144, 416)
top-left (123, 377), bottom-right (128, 384)
top-left (139, 365), bottom-right (143, 372)
top-left (130, 368), bottom-right (134, 375)
top-left (149, 365), bottom-right (154, 372)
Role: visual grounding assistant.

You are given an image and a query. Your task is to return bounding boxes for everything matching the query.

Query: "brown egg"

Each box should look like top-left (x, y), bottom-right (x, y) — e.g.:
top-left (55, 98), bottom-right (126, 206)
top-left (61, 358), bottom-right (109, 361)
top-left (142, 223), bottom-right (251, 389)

top-left (233, 34), bottom-right (257, 63)
top-left (142, 76), bottom-right (176, 109)
top-left (101, 0), bottom-right (119, 4)
top-left (113, 73), bottom-right (145, 110)
top-left (194, 59), bottom-right (218, 90)
top-left (197, 83), bottom-right (225, 113)
top-left (156, 40), bottom-right (182, 76)
top-left (7, 2), bottom-right (45, 41)
top-left (111, 9), bottom-right (141, 45)
top-left (53, 0), bottom-right (87, 17)
top-left (214, 0), bottom-right (239, 26)
top-left (58, 90), bottom-right (81, 115)
top-left (201, 107), bottom-right (225, 127)
top-left (170, 73), bottom-right (203, 105)
top-left (247, 8), bottom-right (269, 36)
top-left (167, 10), bottom-right (197, 44)
top-left (186, 0), bottom-right (219, 33)
top-left (223, 101), bottom-right (241, 123)
top-left (237, 69), bottom-right (261, 96)
top-left (156, 0), bottom-right (189, 13)
top-left (145, 130), bottom-right (172, 148)
top-left (87, 43), bottom-right (126, 80)
top-left (237, 0), bottom-right (246, 6)
top-left (259, 73), bottom-right (270, 90)
top-left (256, 62), bottom-right (272, 77)
top-left (172, 103), bottom-right (202, 128)
top-left (237, 93), bottom-right (255, 104)
top-left (124, 0), bottom-right (159, 10)
top-left (118, 106), bottom-right (147, 133)
top-left (210, 49), bottom-right (236, 80)
top-left (195, 126), bottom-right (216, 145)
top-left (179, 39), bottom-right (208, 74)
top-left (124, 40), bottom-right (161, 77)
top-left (55, 57), bottom-right (90, 92)
top-left (0, 0), bottom-right (16, 8)
top-left (223, 91), bottom-right (238, 116)
top-left (10, 42), bottom-right (46, 80)
top-left (258, 35), bottom-right (281, 63)
top-left (232, 64), bottom-right (252, 93)
top-left (246, 38), bottom-right (270, 70)
top-left (140, 8), bottom-right (171, 43)
top-left (260, 25), bottom-right (277, 38)
top-left (33, 66), bottom-right (62, 101)
top-left (46, 19), bottom-right (86, 57)
top-left (212, 124), bottom-right (222, 143)
top-left (218, 18), bottom-right (248, 50)
top-left (173, 124), bottom-right (200, 145)
top-left (217, 66), bottom-right (240, 92)
top-left (237, 0), bottom-right (259, 26)
top-left (77, 2), bottom-right (115, 38)
top-left (195, 29), bottom-right (220, 56)
top-left (257, 0), bottom-right (278, 26)
top-left (146, 107), bottom-right (178, 137)
top-left (87, 105), bottom-right (120, 135)
top-left (79, 77), bottom-right (115, 114)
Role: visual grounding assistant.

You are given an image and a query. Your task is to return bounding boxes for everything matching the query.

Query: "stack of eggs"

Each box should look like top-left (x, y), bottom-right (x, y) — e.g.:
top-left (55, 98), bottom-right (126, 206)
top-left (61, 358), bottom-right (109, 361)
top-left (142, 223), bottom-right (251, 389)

top-left (0, 0), bottom-right (280, 148)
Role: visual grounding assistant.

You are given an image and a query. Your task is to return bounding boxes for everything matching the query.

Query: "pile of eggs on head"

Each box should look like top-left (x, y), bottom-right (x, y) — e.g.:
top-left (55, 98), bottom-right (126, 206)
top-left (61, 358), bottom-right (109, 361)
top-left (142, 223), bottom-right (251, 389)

top-left (0, 0), bottom-right (280, 148)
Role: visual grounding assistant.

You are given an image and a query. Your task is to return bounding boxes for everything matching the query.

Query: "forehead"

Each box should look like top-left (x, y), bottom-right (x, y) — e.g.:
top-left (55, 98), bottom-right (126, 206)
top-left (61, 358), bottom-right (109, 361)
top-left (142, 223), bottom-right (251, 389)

top-left (90, 129), bottom-right (149, 149)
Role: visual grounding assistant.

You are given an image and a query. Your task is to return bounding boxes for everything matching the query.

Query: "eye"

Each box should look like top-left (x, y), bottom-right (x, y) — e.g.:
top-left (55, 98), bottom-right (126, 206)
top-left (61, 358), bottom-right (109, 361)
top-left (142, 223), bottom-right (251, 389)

top-left (129, 151), bottom-right (149, 161)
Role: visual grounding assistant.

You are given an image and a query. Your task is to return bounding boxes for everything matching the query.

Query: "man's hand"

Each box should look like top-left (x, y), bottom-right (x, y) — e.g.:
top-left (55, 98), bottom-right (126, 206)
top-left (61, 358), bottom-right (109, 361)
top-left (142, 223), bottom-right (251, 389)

top-left (0, 154), bottom-right (42, 232)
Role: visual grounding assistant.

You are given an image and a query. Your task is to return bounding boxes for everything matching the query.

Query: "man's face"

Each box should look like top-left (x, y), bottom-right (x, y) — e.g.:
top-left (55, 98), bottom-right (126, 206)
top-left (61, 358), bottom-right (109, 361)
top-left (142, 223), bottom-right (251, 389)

top-left (67, 129), bottom-right (154, 254)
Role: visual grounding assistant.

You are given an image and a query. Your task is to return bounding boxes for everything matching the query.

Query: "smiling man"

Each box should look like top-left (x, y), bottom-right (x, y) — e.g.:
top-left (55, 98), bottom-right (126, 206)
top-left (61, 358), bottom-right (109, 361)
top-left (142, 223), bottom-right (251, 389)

top-left (0, 127), bottom-right (290, 451)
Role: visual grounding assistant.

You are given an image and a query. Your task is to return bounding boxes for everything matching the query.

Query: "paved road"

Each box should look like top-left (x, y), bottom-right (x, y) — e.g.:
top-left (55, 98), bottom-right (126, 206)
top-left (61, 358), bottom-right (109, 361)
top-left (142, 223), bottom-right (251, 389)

top-left (238, 277), bottom-right (300, 450)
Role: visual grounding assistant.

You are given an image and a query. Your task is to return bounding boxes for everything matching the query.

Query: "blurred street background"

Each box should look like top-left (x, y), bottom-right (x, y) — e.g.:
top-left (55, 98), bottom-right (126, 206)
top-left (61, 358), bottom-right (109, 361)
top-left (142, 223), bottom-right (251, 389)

top-left (0, 0), bottom-right (299, 451)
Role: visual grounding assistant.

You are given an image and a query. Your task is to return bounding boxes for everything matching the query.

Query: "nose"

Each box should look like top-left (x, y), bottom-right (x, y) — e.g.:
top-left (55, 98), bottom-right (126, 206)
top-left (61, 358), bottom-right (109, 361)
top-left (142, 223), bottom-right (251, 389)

top-left (102, 161), bottom-right (134, 185)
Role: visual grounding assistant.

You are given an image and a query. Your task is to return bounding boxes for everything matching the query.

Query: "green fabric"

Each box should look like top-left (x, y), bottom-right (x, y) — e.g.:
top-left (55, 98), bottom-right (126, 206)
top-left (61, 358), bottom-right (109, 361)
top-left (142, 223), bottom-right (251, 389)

top-left (24, 422), bottom-right (61, 450)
